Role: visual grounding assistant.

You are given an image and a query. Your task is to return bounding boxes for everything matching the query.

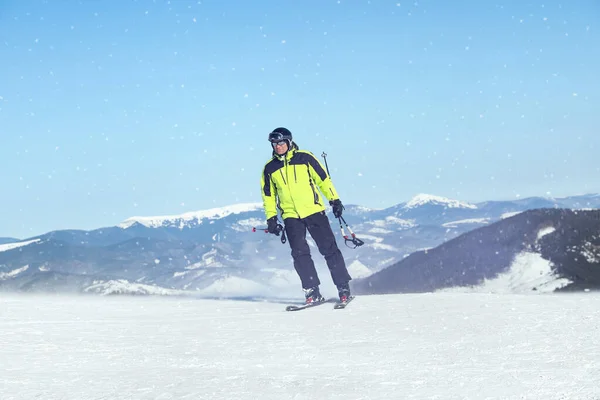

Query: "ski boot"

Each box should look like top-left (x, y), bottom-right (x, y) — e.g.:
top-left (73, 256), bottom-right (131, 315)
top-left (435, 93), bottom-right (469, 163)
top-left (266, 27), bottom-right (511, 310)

top-left (337, 282), bottom-right (352, 303)
top-left (303, 286), bottom-right (325, 305)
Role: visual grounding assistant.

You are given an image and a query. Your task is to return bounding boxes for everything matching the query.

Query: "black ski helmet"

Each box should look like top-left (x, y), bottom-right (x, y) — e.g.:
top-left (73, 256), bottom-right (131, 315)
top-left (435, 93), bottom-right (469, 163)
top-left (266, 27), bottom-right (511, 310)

top-left (268, 127), bottom-right (293, 146)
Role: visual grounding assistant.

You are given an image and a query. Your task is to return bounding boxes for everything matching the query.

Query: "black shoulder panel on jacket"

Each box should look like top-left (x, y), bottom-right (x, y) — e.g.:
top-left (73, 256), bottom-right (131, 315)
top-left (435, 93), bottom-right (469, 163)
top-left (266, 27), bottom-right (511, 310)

top-left (264, 158), bottom-right (284, 175)
top-left (263, 158), bottom-right (284, 196)
top-left (290, 151), bottom-right (328, 181)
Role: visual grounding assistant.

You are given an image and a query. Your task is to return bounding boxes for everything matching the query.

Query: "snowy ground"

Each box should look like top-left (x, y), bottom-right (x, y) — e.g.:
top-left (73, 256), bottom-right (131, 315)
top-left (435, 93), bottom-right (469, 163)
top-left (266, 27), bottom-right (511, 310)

top-left (2, 292), bottom-right (600, 400)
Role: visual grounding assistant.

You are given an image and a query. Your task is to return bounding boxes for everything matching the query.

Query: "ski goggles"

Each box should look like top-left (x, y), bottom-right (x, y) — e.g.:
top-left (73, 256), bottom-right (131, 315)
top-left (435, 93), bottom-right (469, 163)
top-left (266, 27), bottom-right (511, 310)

top-left (268, 131), bottom-right (287, 143)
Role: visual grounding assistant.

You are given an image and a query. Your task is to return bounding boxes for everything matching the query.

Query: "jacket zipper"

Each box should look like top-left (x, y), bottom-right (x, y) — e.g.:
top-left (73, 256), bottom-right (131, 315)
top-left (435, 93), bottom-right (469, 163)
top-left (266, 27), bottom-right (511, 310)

top-left (279, 169), bottom-right (287, 185)
top-left (284, 157), bottom-right (300, 218)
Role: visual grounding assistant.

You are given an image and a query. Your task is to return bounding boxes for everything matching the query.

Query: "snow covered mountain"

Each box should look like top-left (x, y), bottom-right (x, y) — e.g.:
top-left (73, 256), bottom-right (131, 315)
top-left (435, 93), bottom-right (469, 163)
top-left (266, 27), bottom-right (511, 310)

top-left (354, 208), bottom-right (600, 294)
top-left (1, 193), bottom-right (599, 297)
top-left (118, 203), bottom-right (264, 229)
top-left (403, 193), bottom-right (478, 210)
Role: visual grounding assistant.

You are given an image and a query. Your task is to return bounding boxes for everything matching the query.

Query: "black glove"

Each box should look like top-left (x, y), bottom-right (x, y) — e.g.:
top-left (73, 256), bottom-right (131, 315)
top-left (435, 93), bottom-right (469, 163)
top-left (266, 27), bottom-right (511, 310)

top-left (330, 199), bottom-right (344, 218)
top-left (267, 216), bottom-right (281, 235)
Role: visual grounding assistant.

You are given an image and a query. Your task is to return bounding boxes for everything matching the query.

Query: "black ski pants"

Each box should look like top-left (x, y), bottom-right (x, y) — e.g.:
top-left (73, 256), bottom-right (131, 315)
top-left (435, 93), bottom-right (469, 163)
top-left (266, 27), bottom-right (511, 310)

top-left (284, 211), bottom-right (352, 289)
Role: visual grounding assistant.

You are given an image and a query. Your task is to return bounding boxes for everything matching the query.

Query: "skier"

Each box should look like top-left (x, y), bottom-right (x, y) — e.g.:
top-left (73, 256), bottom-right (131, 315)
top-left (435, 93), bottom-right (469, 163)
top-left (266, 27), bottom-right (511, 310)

top-left (260, 127), bottom-right (352, 305)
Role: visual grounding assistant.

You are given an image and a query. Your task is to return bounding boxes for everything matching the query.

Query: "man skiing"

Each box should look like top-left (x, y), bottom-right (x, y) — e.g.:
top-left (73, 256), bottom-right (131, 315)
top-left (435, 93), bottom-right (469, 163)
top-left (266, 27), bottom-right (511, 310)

top-left (260, 127), bottom-right (352, 305)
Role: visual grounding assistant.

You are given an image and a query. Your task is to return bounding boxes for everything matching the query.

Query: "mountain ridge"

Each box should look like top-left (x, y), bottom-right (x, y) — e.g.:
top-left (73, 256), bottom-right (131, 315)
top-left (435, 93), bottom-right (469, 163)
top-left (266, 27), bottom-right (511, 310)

top-left (1, 193), bottom-right (599, 297)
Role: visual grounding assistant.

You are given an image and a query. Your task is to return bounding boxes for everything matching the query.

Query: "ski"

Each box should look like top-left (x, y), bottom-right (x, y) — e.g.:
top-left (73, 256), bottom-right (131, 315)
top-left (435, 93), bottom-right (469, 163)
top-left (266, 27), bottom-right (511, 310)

top-left (333, 296), bottom-right (355, 309)
top-left (285, 296), bottom-right (355, 311)
top-left (285, 299), bottom-right (328, 312)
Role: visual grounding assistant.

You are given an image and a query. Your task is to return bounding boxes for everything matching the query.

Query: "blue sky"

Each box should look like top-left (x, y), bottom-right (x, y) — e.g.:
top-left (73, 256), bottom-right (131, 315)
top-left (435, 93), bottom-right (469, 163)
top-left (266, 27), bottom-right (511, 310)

top-left (1, 0), bottom-right (599, 238)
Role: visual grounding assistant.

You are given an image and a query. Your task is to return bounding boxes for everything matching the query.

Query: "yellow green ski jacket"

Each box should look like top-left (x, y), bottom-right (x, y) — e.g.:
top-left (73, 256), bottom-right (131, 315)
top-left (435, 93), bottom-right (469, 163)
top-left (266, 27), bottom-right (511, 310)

top-left (261, 146), bottom-right (340, 221)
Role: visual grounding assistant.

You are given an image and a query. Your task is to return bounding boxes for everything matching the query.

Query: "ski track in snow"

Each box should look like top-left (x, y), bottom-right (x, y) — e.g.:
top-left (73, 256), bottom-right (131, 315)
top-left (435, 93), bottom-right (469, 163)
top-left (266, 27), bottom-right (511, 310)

top-left (1, 292), bottom-right (600, 399)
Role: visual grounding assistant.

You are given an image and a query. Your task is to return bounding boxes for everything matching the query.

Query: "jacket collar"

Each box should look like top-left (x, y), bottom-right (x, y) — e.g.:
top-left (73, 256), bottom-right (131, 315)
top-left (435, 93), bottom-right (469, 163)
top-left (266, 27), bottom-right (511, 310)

top-left (273, 144), bottom-right (297, 162)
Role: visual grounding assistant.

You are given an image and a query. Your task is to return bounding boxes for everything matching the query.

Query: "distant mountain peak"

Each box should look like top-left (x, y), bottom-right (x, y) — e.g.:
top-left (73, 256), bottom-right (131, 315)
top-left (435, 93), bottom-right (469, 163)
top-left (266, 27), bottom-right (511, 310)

top-left (119, 202), bottom-right (264, 229)
top-left (404, 194), bottom-right (477, 210)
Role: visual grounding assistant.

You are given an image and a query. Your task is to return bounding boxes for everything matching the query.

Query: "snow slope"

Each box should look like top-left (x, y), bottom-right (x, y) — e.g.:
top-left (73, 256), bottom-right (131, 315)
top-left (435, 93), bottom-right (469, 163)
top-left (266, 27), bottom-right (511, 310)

top-left (83, 280), bottom-right (189, 296)
top-left (0, 238), bottom-right (40, 252)
top-left (1, 292), bottom-right (599, 399)
top-left (438, 224), bottom-right (571, 294)
top-left (438, 251), bottom-right (572, 294)
top-left (0, 265), bottom-right (29, 280)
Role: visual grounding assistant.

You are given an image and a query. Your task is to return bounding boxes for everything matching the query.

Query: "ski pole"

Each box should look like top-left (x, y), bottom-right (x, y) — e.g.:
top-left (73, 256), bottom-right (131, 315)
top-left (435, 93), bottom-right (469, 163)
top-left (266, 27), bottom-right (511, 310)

top-left (320, 152), bottom-right (364, 249)
top-left (252, 224), bottom-right (286, 244)
top-left (336, 215), bottom-right (364, 249)
top-left (321, 152), bottom-right (331, 176)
